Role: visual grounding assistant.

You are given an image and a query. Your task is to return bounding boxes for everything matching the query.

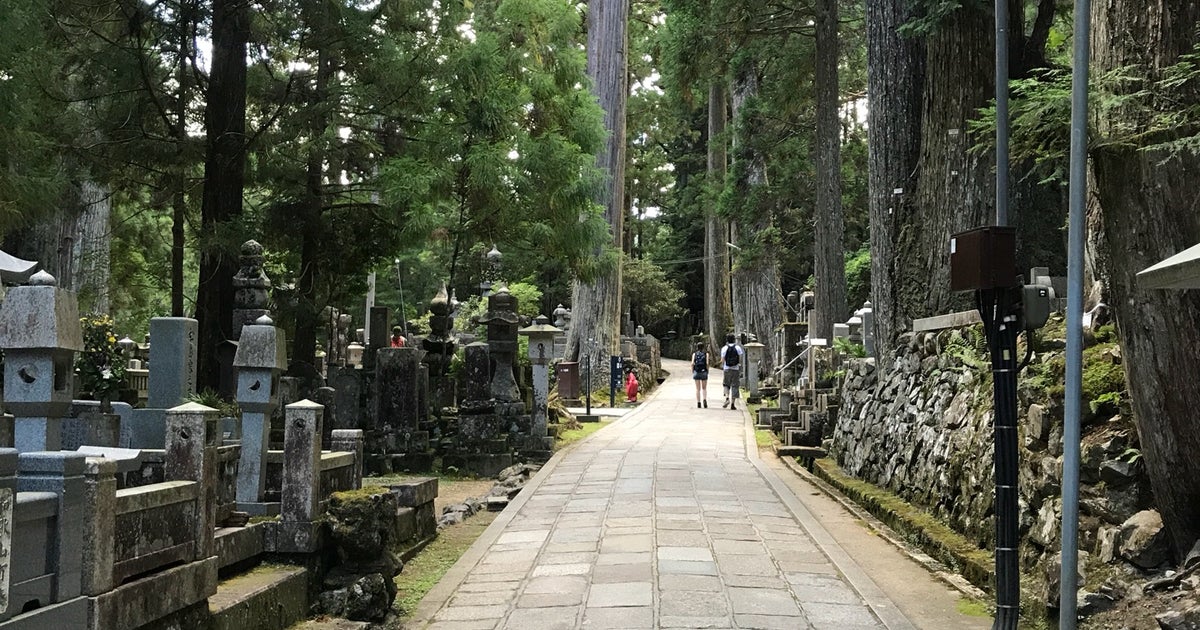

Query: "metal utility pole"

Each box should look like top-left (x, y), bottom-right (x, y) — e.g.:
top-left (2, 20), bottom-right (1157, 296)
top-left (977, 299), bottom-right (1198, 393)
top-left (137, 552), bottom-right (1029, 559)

top-left (1060, 0), bottom-right (1093, 625)
top-left (990, 0), bottom-right (1019, 626)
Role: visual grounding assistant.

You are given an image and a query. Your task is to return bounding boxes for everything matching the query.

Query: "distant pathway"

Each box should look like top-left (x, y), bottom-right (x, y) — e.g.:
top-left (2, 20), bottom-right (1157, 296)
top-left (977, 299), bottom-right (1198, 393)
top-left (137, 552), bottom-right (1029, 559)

top-left (413, 358), bottom-right (916, 630)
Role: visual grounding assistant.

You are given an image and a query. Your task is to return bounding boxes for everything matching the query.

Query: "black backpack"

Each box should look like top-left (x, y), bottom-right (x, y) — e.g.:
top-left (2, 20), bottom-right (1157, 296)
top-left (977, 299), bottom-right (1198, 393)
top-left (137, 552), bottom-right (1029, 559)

top-left (724, 345), bottom-right (740, 367)
top-left (693, 351), bottom-right (707, 370)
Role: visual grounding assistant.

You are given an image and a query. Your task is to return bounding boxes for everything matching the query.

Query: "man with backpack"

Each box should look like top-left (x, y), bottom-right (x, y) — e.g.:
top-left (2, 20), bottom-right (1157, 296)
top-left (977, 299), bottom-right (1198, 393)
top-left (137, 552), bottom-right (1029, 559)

top-left (720, 333), bottom-right (745, 410)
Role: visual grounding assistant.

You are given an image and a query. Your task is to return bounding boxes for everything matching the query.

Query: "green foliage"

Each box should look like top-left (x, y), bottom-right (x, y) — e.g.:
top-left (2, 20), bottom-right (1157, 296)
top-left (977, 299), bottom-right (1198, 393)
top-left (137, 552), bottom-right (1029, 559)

top-left (623, 255), bottom-right (685, 328)
top-left (834, 337), bottom-right (867, 358)
top-left (506, 282), bottom-right (544, 318)
top-left (844, 246), bottom-right (871, 309)
top-left (898, 1), bottom-right (972, 38)
top-left (185, 390), bottom-right (242, 419)
top-left (1089, 391), bottom-right (1122, 417)
top-left (944, 326), bottom-right (990, 373)
top-left (75, 315), bottom-right (127, 403)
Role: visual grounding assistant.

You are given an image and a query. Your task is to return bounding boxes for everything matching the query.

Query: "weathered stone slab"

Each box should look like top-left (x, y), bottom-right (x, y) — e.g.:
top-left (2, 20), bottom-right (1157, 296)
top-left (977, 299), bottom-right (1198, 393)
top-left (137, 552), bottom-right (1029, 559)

top-left (388, 477), bottom-right (437, 508)
top-left (146, 318), bottom-right (198, 409)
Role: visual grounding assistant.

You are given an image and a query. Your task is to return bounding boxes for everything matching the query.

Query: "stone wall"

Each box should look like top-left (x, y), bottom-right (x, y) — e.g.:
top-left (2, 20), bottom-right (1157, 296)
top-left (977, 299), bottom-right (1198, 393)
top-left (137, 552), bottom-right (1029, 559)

top-left (831, 326), bottom-right (1154, 582)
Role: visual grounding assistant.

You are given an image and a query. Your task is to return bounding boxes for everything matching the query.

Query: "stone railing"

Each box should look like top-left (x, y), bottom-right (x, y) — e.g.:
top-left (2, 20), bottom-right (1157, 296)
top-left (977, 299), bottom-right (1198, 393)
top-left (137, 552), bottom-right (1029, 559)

top-left (0, 403), bottom-right (220, 629)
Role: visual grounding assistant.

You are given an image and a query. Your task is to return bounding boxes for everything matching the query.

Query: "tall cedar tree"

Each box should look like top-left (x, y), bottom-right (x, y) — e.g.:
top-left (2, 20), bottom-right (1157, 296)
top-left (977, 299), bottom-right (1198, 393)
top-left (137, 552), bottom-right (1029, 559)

top-left (1090, 0), bottom-right (1200, 559)
top-left (566, 0), bottom-right (629, 374)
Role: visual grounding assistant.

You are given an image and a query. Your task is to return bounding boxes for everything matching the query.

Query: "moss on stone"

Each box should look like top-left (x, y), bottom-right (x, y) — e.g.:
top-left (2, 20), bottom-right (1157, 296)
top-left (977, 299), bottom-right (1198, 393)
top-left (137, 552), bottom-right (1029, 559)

top-left (1081, 344), bottom-right (1125, 403)
top-left (812, 458), bottom-right (994, 592)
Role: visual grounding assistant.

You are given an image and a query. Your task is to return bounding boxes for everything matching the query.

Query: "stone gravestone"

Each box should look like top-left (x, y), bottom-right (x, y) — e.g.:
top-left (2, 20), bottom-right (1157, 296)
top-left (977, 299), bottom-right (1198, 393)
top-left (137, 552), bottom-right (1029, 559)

top-left (373, 347), bottom-right (432, 472)
top-left (234, 315), bottom-right (287, 512)
top-left (127, 317), bottom-right (198, 448)
top-left (443, 342), bottom-right (512, 477)
top-left (0, 271), bottom-right (83, 452)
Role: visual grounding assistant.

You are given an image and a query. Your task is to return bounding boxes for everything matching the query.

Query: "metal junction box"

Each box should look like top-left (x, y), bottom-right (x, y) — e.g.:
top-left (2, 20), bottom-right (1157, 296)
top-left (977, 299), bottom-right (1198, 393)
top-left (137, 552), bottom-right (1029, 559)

top-left (950, 226), bottom-right (1018, 291)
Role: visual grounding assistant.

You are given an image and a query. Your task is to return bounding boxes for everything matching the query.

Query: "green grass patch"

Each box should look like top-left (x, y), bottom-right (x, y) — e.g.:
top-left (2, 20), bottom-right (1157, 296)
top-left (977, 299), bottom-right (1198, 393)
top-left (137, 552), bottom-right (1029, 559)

top-left (755, 429), bottom-right (780, 448)
top-left (393, 510), bottom-right (499, 618)
top-left (556, 420), bottom-right (610, 450)
top-left (956, 597), bottom-right (990, 617)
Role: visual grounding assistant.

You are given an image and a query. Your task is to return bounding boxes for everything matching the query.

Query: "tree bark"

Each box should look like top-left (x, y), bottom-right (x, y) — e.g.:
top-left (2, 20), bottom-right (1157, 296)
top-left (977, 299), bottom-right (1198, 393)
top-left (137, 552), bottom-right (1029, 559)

top-left (903, 6), bottom-right (995, 323)
top-left (292, 44), bottom-right (335, 374)
top-left (865, 0), bottom-right (925, 358)
top-left (565, 0), bottom-right (628, 376)
top-left (196, 0), bottom-right (250, 391)
top-left (728, 58), bottom-right (781, 370)
top-left (704, 81), bottom-right (732, 355)
top-left (1091, 0), bottom-right (1200, 559)
top-left (810, 0), bottom-right (847, 341)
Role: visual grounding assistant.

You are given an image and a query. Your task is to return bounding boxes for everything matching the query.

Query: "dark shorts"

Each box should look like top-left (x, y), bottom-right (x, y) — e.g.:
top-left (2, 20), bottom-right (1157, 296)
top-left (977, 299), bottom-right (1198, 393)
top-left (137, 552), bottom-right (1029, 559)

top-left (693, 369), bottom-right (708, 381)
top-left (723, 368), bottom-right (741, 389)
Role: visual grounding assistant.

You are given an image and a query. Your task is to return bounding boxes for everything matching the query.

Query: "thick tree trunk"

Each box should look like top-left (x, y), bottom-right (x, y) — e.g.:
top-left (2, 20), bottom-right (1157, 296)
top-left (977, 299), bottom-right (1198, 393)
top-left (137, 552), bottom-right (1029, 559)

top-left (810, 0), bottom-right (847, 341)
top-left (565, 0), bottom-right (628, 376)
top-left (12, 181), bottom-right (111, 314)
top-left (865, 0), bottom-right (925, 358)
top-left (196, 0), bottom-right (250, 391)
top-left (728, 59), bottom-right (781, 370)
top-left (904, 7), bottom-right (995, 321)
top-left (171, 0), bottom-right (194, 318)
top-left (704, 82), bottom-right (732, 355)
top-left (1091, 0), bottom-right (1200, 559)
top-left (292, 46), bottom-right (335, 374)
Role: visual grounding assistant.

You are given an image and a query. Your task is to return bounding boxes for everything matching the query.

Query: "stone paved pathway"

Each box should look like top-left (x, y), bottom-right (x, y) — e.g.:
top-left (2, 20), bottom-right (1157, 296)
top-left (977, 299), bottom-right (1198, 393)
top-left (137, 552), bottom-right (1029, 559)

top-left (414, 359), bottom-right (915, 630)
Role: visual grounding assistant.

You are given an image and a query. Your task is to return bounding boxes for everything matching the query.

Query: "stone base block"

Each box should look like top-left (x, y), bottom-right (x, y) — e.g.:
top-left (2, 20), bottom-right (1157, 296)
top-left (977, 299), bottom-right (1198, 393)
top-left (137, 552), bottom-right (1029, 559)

top-left (215, 524), bottom-right (266, 571)
top-left (442, 453), bottom-right (513, 478)
top-left (89, 556), bottom-right (217, 630)
top-left (577, 415), bottom-right (601, 423)
top-left (387, 477), bottom-right (438, 507)
top-left (0, 596), bottom-right (87, 630)
top-left (390, 452), bottom-right (435, 474)
top-left (236, 501), bottom-right (281, 517)
top-left (127, 408), bottom-right (167, 449)
top-left (208, 564), bottom-right (307, 630)
top-left (267, 520), bottom-right (326, 554)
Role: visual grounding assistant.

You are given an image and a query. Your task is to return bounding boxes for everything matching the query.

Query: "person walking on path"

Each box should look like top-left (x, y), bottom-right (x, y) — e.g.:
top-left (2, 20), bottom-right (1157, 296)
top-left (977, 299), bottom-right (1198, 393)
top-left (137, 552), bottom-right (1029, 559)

top-left (720, 333), bottom-right (745, 410)
top-left (691, 341), bottom-right (710, 408)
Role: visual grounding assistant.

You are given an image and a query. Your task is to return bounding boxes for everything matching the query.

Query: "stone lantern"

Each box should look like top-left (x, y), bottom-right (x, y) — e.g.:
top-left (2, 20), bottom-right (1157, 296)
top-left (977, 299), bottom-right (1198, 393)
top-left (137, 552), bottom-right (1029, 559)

top-left (0, 271), bottom-right (83, 451)
top-left (553, 304), bottom-right (568, 329)
top-left (479, 285), bottom-right (520, 403)
top-left (118, 336), bottom-right (139, 369)
top-left (743, 341), bottom-right (765, 404)
top-left (519, 315), bottom-right (561, 453)
top-left (233, 314), bottom-right (288, 506)
top-left (481, 245), bottom-right (503, 297)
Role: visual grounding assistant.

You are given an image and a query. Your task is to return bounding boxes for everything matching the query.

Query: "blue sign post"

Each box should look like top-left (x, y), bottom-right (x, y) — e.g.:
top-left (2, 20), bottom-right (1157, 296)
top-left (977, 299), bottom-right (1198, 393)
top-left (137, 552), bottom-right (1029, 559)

top-left (609, 355), bottom-right (622, 407)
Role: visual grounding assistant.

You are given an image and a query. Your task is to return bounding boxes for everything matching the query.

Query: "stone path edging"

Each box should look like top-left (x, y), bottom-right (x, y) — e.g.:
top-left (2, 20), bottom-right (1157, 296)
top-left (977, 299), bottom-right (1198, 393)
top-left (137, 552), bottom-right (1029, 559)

top-left (740, 412), bottom-right (919, 630)
top-left (776, 454), bottom-right (987, 601)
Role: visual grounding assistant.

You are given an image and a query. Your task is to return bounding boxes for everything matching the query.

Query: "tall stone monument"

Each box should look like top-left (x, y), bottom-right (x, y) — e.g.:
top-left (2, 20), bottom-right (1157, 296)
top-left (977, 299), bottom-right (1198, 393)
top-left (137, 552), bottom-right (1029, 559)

top-left (127, 316), bottom-right (199, 447)
top-left (518, 316), bottom-right (560, 462)
top-left (421, 284), bottom-right (457, 415)
top-left (232, 240), bottom-right (272, 340)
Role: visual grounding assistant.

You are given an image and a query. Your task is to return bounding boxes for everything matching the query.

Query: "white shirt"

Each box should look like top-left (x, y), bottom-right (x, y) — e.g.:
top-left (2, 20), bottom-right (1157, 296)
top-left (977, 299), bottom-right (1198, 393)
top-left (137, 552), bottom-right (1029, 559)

top-left (720, 344), bottom-right (744, 370)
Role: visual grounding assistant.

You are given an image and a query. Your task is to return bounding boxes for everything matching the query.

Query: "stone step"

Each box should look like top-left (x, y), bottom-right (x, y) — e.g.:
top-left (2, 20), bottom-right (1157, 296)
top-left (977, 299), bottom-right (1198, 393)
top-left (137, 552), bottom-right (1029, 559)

top-left (209, 564), bottom-right (308, 630)
top-left (215, 523), bottom-right (267, 571)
